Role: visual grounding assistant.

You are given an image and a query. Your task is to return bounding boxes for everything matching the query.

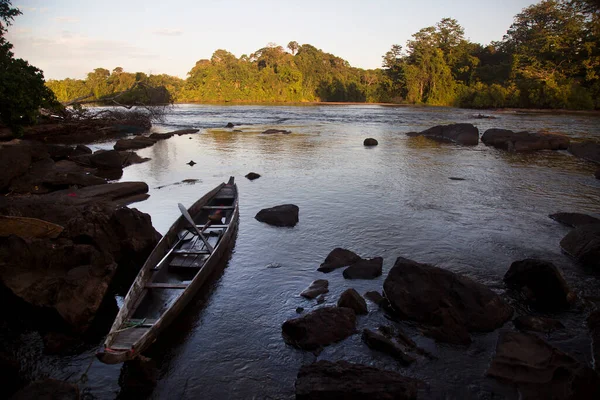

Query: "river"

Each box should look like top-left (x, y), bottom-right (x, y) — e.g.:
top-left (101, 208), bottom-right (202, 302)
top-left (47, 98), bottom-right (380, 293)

top-left (12, 105), bottom-right (600, 398)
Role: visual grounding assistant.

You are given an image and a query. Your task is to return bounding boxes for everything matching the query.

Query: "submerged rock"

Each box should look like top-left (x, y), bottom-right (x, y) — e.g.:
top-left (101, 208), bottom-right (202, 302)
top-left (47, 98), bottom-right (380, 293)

top-left (504, 259), bottom-right (574, 311)
top-left (363, 138), bottom-right (378, 146)
top-left (282, 306), bottom-right (356, 351)
top-left (486, 331), bottom-right (600, 399)
top-left (295, 360), bottom-right (423, 400)
top-left (300, 279), bottom-right (329, 299)
top-left (148, 132), bottom-right (174, 140)
top-left (170, 128), bottom-right (200, 136)
top-left (318, 248), bottom-right (362, 273)
top-left (407, 123), bottom-right (479, 145)
top-left (337, 288), bottom-right (368, 315)
top-left (362, 328), bottom-right (415, 365)
top-left (255, 204), bottom-right (299, 227)
top-left (513, 315), bottom-right (565, 333)
top-left (550, 212), bottom-right (600, 228)
top-left (245, 172), bottom-right (261, 180)
top-left (262, 129), bottom-right (291, 134)
top-left (560, 224), bottom-right (600, 269)
top-left (114, 137), bottom-right (156, 151)
top-left (383, 257), bottom-right (513, 345)
top-left (481, 129), bottom-right (569, 152)
top-left (343, 257), bottom-right (383, 279)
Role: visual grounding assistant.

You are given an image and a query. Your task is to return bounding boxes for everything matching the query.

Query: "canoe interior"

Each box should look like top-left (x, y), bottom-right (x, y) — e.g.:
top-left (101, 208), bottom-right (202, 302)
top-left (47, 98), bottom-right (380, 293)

top-left (102, 178), bottom-right (238, 358)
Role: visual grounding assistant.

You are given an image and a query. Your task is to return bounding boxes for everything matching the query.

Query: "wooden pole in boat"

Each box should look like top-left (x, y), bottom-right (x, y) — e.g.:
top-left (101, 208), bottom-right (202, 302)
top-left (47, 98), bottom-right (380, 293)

top-left (177, 203), bottom-right (214, 253)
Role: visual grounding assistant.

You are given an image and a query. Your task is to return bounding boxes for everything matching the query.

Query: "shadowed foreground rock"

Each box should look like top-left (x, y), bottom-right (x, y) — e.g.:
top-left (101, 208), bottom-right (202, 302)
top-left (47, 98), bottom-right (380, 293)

top-left (337, 288), bottom-right (368, 315)
top-left (560, 224), bottom-right (600, 269)
top-left (318, 248), bottom-right (362, 273)
top-left (568, 141), bottom-right (600, 164)
top-left (255, 204), bottom-right (299, 227)
top-left (383, 257), bottom-right (513, 344)
top-left (486, 331), bottom-right (600, 400)
top-left (513, 315), bottom-right (565, 333)
top-left (362, 328), bottom-right (415, 365)
top-left (300, 279), bottom-right (329, 299)
top-left (481, 129), bottom-right (569, 152)
top-left (11, 379), bottom-right (80, 400)
top-left (282, 306), bottom-right (356, 351)
top-left (504, 259), bottom-right (574, 311)
top-left (550, 212), bottom-right (600, 228)
top-left (406, 123), bottom-right (479, 145)
top-left (295, 360), bottom-right (423, 400)
top-left (343, 257), bottom-right (383, 279)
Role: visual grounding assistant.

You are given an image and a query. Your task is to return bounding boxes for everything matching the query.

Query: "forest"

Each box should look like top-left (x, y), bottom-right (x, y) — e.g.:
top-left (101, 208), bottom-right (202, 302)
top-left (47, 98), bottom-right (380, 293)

top-left (40, 0), bottom-right (600, 110)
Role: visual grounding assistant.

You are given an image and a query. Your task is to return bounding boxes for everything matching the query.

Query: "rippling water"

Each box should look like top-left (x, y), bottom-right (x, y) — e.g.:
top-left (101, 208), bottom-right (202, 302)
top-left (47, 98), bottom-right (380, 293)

top-left (12, 105), bottom-right (600, 399)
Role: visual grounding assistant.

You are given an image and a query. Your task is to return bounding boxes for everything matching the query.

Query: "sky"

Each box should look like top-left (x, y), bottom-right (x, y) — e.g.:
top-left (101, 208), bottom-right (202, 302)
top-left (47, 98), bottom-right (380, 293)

top-left (6, 0), bottom-right (537, 80)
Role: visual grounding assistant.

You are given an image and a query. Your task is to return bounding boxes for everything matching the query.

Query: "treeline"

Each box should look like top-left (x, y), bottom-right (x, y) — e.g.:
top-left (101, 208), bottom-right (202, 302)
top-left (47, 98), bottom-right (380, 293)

top-left (47, 0), bottom-right (600, 109)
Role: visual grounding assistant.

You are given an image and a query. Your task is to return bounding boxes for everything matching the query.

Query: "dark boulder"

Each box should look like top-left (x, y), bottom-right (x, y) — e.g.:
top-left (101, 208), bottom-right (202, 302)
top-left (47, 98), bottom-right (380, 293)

top-left (118, 358), bottom-right (158, 400)
top-left (226, 122), bottom-right (235, 128)
top-left (245, 172), bottom-right (261, 181)
top-left (364, 291), bottom-right (385, 305)
top-left (0, 352), bottom-right (25, 399)
top-left (72, 150), bottom-right (124, 169)
top-left (0, 140), bottom-right (33, 191)
top-left (300, 279), bottom-right (329, 299)
top-left (11, 379), bottom-right (80, 400)
top-left (45, 181), bottom-right (150, 206)
top-left (550, 212), bottom-right (600, 228)
top-left (295, 360), bottom-right (423, 400)
top-left (481, 128), bottom-right (570, 152)
top-left (363, 138), bottom-right (378, 146)
top-left (486, 331), bottom-right (600, 400)
top-left (560, 224), bottom-right (600, 269)
top-left (169, 128), bottom-right (199, 136)
top-left (383, 257), bottom-right (513, 345)
top-left (318, 248), bottom-right (362, 273)
top-left (120, 151), bottom-right (150, 166)
top-left (588, 311), bottom-right (600, 372)
top-left (148, 132), bottom-right (174, 140)
top-left (343, 257), bottom-right (383, 279)
top-left (262, 129), bottom-right (291, 134)
top-left (282, 306), bottom-right (356, 350)
top-left (362, 328), bottom-right (415, 365)
top-left (255, 204), bottom-right (299, 227)
top-left (337, 288), bottom-right (368, 315)
top-left (408, 123), bottom-right (479, 145)
top-left (114, 137), bottom-right (156, 151)
top-left (568, 141), bottom-right (600, 164)
top-left (504, 259), bottom-right (574, 311)
top-left (513, 315), bottom-right (565, 333)
top-left (75, 144), bottom-right (92, 154)
top-left (42, 331), bottom-right (83, 355)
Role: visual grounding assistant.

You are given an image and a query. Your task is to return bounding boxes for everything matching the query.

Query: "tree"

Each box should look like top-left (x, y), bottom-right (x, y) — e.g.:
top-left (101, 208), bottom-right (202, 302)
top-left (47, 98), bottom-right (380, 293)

top-left (0, 1), bottom-right (59, 133)
top-left (287, 41), bottom-right (299, 55)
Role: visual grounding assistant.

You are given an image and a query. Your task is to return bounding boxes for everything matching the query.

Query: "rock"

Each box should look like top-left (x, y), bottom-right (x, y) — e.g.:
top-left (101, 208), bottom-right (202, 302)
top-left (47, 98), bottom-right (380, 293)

top-left (255, 204), bottom-right (299, 227)
top-left (245, 172), bottom-right (261, 180)
top-left (11, 379), bottom-right (80, 400)
top-left (114, 137), bottom-right (156, 151)
top-left (364, 291), bottom-right (385, 305)
top-left (504, 259), bottom-right (574, 311)
top-left (362, 328), bottom-right (415, 365)
top-left (318, 248), bottom-right (362, 273)
top-left (588, 310), bottom-right (600, 372)
top-left (148, 132), bottom-right (174, 140)
top-left (75, 144), bottom-right (92, 154)
top-left (118, 359), bottom-right (158, 399)
top-left (486, 331), bottom-right (600, 400)
top-left (120, 151), bottom-right (150, 166)
top-left (408, 123), bottom-right (479, 145)
top-left (296, 307), bottom-right (304, 313)
top-left (337, 288), bottom-right (368, 315)
top-left (0, 140), bottom-right (33, 191)
top-left (169, 128), bottom-right (199, 136)
top-left (262, 129), bottom-right (291, 134)
top-left (0, 215), bottom-right (64, 239)
top-left (295, 360), bottom-right (423, 400)
top-left (568, 141), bottom-right (600, 164)
top-left (595, 167), bottom-right (600, 179)
top-left (300, 279), bottom-right (329, 299)
top-left (448, 177), bottom-right (465, 180)
top-left (187, 160), bottom-right (196, 166)
top-left (550, 212), bottom-right (600, 228)
top-left (560, 224), bottom-right (600, 269)
top-left (71, 150), bottom-right (124, 170)
top-left (226, 122), bottom-right (235, 128)
top-left (316, 294), bottom-right (326, 304)
top-left (364, 138), bottom-right (378, 146)
top-left (0, 352), bottom-right (24, 399)
top-left (343, 257), bottom-right (383, 279)
top-left (513, 315), bottom-right (565, 333)
top-left (45, 181), bottom-right (150, 206)
top-left (281, 306), bottom-right (356, 350)
top-left (383, 257), bottom-right (513, 345)
top-left (481, 128), bottom-right (570, 152)
top-left (42, 331), bottom-right (82, 354)
top-left (472, 114), bottom-right (496, 119)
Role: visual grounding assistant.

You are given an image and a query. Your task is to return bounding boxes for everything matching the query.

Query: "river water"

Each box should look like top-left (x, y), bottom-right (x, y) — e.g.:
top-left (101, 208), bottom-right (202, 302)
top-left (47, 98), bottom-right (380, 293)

top-left (12, 105), bottom-right (600, 398)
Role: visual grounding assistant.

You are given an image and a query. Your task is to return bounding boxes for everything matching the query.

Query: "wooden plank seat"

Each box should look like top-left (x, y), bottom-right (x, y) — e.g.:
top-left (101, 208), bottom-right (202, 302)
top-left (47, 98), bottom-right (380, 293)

top-left (172, 249), bottom-right (210, 255)
top-left (202, 206), bottom-right (235, 210)
top-left (145, 282), bottom-right (189, 289)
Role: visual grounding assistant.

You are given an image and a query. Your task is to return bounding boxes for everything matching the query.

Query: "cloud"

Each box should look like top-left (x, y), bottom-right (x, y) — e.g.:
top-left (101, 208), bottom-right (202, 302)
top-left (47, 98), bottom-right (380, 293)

top-left (152, 29), bottom-right (183, 37)
top-left (55, 16), bottom-right (80, 23)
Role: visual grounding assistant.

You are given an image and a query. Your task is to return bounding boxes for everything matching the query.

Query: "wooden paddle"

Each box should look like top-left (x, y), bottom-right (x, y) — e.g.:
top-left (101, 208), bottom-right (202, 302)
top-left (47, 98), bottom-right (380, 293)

top-left (177, 203), bottom-right (214, 253)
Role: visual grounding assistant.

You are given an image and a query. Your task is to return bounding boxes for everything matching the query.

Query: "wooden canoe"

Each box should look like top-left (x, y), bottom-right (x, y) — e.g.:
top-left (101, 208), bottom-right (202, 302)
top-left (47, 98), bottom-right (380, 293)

top-left (97, 176), bottom-right (239, 364)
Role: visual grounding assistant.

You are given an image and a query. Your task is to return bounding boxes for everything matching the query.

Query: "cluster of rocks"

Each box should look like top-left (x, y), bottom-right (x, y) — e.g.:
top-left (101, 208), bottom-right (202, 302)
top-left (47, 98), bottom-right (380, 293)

top-left (318, 248), bottom-right (382, 279)
top-left (113, 129), bottom-right (199, 151)
top-left (481, 128), bottom-right (570, 152)
top-left (550, 212), bottom-right (600, 270)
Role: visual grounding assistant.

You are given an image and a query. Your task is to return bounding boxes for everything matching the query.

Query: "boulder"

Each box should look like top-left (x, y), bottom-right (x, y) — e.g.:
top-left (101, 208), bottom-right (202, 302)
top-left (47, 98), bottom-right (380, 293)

top-left (588, 311), bottom-right (600, 372)
top-left (114, 137), bottom-right (156, 151)
top-left (550, 212), bottom-right (600, 228)
top-left (148, 132), bottom-right (174, 140)
top-left (295, 360), bottom-right (423, 400)
top-left (560, 224), bottom-right (600, 269)
top-left (343, 257), bottom-right (383, 279)
top-left (337, 288), bottom-right (368, 315)
top-left (0, 140), bottom-right (33, 191)
top-left (42, 331), bottom-right (83, 355)
top-left (255, 204), bottom-right (299, 227)
top-left (486, 331), bottom-right (600, 400)
top-left (318, 248), bottom-right (362, 273)
top-left (568, 141), bottom-right (600, 164)
top-left (300, 279), bottom-right (329, 299)
top-left (226, 122), bottom-right (235, 128)
top-left (11, 379), bottom-right (80, 400)
top-left (481, 129), bottom-right (570, 152)
top-left (383, 257), bottom-right (513, 345)
top-left (72, 150), bottom-right (124, 169)
top-left (362, 329), bottom-right (415, 365)
top-left (363, 138), bottom-right (378, 146)
top-left (408, 123), bottom-right (479, 145)
top-left (75, 144), bottom-right (92, 154)
top-left (120, 151), bottom-right (150, 166)
top-left (118, 358), bottom-right (158, 399)
top-left (245, 172), bottom-right (261, 181)
top-left (282, 306), bottom-right (356, 350)
top-left (504, 259), bottom-right (574, 311)
top-left (262, 129), bottom-right (291, 134)
top-left (0, 352), bottom-right (25, 399)
top-left (45, 181), bottom-right (150, 206)
top-left (364, 291), bottom-right (385, 305)
top-left (513, 315), bottom-right (565, 333)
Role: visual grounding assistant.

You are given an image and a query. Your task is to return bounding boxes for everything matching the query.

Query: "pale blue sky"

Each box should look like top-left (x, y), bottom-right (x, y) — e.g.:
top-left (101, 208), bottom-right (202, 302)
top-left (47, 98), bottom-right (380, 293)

top-left (7, 0), bottom-right (536, 80)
